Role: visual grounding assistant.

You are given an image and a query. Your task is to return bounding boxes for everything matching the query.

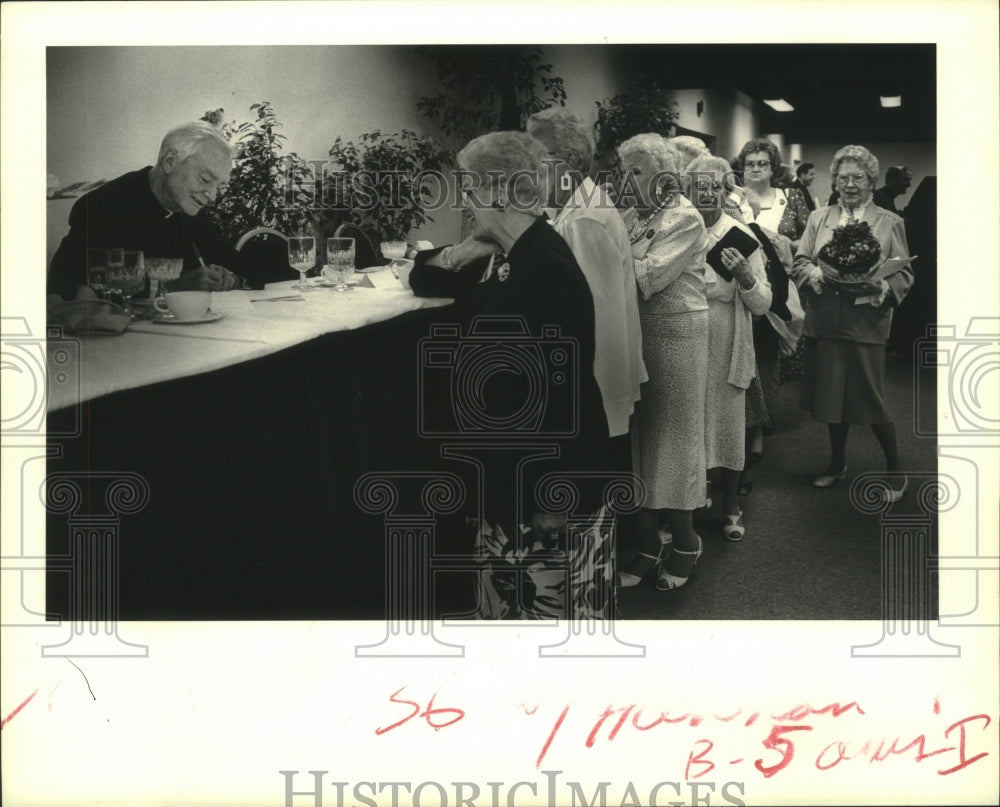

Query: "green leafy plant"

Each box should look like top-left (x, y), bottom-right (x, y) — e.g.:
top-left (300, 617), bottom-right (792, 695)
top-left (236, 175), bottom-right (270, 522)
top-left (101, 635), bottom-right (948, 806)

top-left (593, 76), bottom-right (679, 173)
top-left (323, 129), bottom-right (452, 242)
top-left (415, 46), bottom-right (567, 148)
top-left (200, 103), bottom-right (313, 244)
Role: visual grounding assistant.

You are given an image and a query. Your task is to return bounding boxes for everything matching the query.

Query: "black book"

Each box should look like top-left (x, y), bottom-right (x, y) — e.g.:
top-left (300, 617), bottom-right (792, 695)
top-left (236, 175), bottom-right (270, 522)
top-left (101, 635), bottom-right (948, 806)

top-left (706, 225), bottom-right (760, 282)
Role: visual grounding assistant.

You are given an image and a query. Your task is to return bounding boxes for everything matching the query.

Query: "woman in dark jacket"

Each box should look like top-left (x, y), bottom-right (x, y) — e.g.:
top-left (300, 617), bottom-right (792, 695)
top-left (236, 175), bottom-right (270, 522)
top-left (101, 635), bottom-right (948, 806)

top-left (793, 145), bottom-right (913, 502)
top-left (430, 131), bottom-right (614, 619)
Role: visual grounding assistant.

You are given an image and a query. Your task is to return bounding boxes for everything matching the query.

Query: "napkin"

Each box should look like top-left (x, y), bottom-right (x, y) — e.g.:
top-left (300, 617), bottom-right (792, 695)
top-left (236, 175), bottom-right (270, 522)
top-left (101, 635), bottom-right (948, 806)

top-left (47, 298), bottom-right (132, 334)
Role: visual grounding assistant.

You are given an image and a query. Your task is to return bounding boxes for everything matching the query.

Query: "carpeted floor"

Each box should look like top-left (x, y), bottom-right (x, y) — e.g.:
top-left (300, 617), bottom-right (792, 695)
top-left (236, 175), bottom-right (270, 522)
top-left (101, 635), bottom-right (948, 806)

top-left (616, 351), bottom-right (937, 619)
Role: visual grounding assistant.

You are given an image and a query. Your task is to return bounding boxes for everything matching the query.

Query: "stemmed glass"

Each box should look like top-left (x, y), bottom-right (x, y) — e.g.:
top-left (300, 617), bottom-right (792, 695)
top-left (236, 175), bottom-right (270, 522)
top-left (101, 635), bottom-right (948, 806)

top-left (326, 237), bottom-right (356, 292)
top-left (86, 247), bottom-right (111, 299)
top-left (288, 237), bottom-right (316, 291)
top-left (106, 249), bottom-right (146, 317)
top-left (380, 240), bottom-right (407, 278)
top-left (146, 257), bottom-right (184, 299)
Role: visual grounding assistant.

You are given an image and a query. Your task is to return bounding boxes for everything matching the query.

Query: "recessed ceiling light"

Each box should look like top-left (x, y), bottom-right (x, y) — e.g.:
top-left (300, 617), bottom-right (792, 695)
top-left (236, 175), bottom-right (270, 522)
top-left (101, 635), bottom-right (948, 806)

top-left (880, 96), bottom-right (902, 108)
top-left (763, 99), bottom-right (794, 112)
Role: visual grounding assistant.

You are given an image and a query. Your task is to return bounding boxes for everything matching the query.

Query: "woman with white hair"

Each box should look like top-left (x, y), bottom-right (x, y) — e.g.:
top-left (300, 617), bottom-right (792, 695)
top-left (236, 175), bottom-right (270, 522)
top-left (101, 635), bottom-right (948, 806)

top-left (445, 131), bottom-right (615, 619)
top-left (685, 154), bottom-right (772, 545)
top-left (615, 133), bottom-right (711, 591)
top-left (670, 135), bottom-right (710, 171)
top-left (793, 145), bottom-right (912, 501)
top-left (525, 108), bottom-right (646, 447)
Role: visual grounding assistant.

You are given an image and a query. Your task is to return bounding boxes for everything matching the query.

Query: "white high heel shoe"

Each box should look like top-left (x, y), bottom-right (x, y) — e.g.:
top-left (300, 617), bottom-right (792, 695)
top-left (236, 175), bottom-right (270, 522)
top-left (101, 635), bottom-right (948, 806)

top-left (656, 536), bottom-right (703, 591)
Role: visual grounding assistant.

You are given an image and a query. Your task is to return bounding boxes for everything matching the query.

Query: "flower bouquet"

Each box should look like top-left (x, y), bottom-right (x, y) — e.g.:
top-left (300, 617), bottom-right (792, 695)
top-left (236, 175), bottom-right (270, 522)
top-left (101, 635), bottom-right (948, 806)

top-left (816, 221), bottom-right (884, 294)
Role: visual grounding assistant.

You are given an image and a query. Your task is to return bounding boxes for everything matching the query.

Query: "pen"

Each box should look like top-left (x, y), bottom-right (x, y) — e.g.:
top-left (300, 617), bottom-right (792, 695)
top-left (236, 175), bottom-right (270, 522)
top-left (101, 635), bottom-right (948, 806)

top-left (192, 242), bottom-right (208, 269)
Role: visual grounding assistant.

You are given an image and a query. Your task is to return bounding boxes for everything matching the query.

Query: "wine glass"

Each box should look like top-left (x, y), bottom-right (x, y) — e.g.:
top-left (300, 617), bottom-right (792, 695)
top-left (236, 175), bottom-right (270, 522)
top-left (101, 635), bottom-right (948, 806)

top-left (380, 240), bottom-right (407, 278)
top-left (146, 257), bottom-right (184, 299)
top-left (107, 250), bottom-right (146, 317)
top-left (86, 247), bottom-right (110, 299)
top-left (288, 237), bottom-right (316, 291)
top-left (326, 237), bottom-right (356, 292)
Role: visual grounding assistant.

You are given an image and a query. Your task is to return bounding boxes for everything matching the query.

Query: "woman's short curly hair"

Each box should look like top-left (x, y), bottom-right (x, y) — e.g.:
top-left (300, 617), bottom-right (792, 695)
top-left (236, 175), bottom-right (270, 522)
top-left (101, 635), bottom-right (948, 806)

top-left (670, 135), bottom-right (710, 169)
top-left (685, 154), bottom-right (739, 191)
top-left (525, 108), bottom-right (594, 171)
top-left (737, 137), bottom-right (782, 172)
top-left (456, 131), bottom-right (550, 215)
top-left (617, 133), bottom-right (680, 174)
top-left (830, 144), bottom-right (880, 185)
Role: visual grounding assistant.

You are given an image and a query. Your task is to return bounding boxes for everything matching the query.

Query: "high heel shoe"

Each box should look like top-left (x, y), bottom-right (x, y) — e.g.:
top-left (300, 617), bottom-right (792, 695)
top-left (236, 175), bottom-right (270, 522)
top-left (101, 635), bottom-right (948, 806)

top-left (656, 537), bottom-right (703, 591)
top-left (723, 510), bottom-right (745, 542)
top-left (812, 465), bottom-right (848, 488)
top-left (616, 549), bottom-right (662, 588)
top-left (883, 476), bottom-right (909, 504)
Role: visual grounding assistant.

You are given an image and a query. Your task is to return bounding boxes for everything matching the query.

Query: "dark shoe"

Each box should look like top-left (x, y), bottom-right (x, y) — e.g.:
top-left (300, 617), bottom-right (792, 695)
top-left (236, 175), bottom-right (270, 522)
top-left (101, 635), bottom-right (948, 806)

top-left (738, 479), bottom-right (754, 496)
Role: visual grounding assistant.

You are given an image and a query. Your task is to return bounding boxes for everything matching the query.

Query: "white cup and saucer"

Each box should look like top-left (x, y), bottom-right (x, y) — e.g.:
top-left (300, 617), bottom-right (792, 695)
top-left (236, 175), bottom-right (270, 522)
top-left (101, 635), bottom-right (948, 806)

top-left (153, 291), bottom-right (223, 324)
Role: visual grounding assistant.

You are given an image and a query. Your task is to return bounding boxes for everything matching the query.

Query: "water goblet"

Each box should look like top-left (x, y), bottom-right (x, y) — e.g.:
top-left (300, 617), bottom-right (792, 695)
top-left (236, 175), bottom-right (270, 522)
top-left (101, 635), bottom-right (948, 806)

top-left (288, 237), bottom-right (316, 291)
top-left (110, 249), bottom-right (146, 316)
top-left (86, 247), bottom-right (111, 299)
top-left (145, 257), bottom-right (184, 299)
top-left (326, 237), bottom-right (356, 292)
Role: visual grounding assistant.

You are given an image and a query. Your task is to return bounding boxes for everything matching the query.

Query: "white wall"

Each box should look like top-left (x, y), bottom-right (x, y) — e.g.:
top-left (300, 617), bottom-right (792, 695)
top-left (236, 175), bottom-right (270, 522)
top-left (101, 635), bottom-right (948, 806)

top-left (673, 88), bottom-right (762, 161)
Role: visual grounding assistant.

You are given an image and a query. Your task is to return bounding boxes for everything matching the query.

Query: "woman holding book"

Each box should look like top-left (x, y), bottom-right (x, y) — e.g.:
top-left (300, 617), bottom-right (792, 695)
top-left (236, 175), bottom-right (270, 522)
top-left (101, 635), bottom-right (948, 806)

top-left (685, 155), bottom-right (772, 545)
top-left (792, 145), bottom-right (913, 501)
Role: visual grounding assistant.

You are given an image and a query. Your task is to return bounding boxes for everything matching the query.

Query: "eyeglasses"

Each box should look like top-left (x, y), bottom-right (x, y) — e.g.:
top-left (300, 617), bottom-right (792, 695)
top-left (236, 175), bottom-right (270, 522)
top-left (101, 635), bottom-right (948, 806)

top-left (744, 160), bottom-right (772, 169)
top-left (835, 174), bottom-right (870, 186)
top-left (693, 181), bottom-right (725, 192)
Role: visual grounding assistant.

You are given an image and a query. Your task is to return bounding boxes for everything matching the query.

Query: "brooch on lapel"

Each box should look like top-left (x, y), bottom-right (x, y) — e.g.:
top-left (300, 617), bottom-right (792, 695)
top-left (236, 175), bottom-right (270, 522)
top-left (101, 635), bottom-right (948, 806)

top-left (497, 263), bottom-right (511, 282)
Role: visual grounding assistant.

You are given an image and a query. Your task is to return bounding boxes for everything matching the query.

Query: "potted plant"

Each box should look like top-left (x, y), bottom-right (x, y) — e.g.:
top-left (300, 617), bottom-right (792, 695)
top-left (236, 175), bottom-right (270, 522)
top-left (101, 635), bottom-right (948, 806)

top-left (593, 76), bottom-right (680, 176)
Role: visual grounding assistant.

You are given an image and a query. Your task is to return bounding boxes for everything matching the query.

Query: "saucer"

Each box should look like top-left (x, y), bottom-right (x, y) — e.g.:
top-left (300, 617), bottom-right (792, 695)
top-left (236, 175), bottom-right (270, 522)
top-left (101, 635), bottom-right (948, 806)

top-left (153, 311), bottom-right (224, 325)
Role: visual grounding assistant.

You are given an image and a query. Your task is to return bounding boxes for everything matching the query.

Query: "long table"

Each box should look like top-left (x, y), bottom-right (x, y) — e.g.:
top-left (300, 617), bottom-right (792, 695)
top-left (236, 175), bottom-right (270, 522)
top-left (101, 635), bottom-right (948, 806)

top-left (45, 279), bottom-right (467, 620)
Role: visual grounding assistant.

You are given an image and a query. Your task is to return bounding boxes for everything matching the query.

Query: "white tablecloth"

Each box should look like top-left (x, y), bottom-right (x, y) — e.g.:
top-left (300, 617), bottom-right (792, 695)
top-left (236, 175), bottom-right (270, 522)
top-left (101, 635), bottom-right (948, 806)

top-left (47, 280), bottom-right (450, 411)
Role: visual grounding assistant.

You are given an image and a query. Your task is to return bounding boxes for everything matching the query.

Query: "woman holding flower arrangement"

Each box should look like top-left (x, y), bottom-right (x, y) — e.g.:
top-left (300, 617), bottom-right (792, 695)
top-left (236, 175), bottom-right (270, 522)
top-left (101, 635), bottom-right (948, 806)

top-left (792, 145), bottom-right (913, 501)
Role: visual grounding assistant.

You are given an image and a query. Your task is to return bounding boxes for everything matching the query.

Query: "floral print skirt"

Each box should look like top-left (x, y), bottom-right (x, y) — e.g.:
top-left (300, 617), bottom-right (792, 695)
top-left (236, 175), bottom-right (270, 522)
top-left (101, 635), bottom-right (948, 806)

top-left (471, 506), bottom-right (615, 619)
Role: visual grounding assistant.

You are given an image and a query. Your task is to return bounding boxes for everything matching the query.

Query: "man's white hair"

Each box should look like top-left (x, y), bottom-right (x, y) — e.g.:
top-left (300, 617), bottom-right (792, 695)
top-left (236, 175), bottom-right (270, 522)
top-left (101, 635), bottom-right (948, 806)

top-left (158, 121), bottom-right (233, 166)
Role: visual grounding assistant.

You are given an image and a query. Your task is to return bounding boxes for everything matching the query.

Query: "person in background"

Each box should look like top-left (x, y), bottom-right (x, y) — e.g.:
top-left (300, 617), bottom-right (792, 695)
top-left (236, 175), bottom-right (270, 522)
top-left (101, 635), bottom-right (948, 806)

top-left (525, 107), bottom-right (646, 451)
top-left (615, 133), bottom-right (710, 592)
top-left (48, 121), bottom-right (245, 301)
top-left (793, 145), bottom-right (913, 501)
top-left (670, 135), bottom-right (710, 171)
top-left (873, 165), bottom-right (913, 215)
top-left (737, 137), bottom-right (811, 252)
top-left (791, 162), bottom-right (817, 211)
top-left (685, 154), bottom-right (772, 546)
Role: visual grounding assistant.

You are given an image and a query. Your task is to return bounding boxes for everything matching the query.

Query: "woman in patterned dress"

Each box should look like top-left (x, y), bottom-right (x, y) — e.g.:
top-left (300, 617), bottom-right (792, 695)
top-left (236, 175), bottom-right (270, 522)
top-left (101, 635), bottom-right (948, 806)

top-left (617, 134), bottom-right (711, 591)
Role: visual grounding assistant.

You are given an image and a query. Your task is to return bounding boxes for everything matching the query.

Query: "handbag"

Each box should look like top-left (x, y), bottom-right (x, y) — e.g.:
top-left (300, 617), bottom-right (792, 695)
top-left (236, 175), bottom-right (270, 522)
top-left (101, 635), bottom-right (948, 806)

top-left (778, 334), bottom-right (807, 384)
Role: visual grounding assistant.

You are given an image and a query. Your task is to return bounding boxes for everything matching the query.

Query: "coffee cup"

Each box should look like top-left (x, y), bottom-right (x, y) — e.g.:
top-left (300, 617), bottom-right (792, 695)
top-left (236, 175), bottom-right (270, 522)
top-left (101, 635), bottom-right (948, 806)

top-left (154, 291), bottom-right (211, 321)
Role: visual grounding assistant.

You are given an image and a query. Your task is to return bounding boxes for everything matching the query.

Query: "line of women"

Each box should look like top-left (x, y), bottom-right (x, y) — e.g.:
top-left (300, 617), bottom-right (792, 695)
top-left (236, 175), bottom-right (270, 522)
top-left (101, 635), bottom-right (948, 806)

top-left (411, 113), bottom-right (911, 616)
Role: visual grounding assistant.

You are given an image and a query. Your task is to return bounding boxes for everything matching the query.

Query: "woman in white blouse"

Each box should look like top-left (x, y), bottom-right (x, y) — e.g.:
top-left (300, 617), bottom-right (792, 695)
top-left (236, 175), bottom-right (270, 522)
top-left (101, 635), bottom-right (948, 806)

top-left (684, 155), bottom-right (772, 544)
top-left (617, 134), bottom-right (710, 591)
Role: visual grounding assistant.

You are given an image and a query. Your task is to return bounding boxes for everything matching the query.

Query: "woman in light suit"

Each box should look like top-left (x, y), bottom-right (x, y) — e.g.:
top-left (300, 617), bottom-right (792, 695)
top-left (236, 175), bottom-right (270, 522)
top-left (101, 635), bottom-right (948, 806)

top-left (793, 144), bottom-right (912, 501)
